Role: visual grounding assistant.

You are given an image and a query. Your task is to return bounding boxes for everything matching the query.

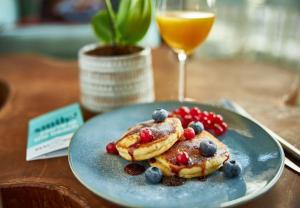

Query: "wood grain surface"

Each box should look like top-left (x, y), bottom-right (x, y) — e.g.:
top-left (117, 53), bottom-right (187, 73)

top-left (0, 46), bottom-right (299, 208)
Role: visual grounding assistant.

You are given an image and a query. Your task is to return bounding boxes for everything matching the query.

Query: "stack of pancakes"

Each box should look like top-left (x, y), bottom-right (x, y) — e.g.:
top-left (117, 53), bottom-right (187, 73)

top-left (116, 117), bottom-right (229, 178)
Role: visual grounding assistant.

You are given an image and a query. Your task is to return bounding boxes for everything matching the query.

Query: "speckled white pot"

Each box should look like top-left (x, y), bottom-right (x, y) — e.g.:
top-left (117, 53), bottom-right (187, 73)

top-left (78, 44), bottom-right (155, 112)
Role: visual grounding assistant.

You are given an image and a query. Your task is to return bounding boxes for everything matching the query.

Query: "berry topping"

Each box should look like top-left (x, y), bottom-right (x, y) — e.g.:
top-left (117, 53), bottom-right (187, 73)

top-left (140, 128), bottom-right (154, 143)
top-left (106, 142), bottom-right (119, 155)
top-left (212, 124), bottom-right (224, 136)
top-left (189, 121), bottom-right (204, 135)
top-left (170, 106), bottom-right (228, 136)
top-left (177, 106), bottom-right (190, 117)
top-left (145, 167), bottom-right (163, 184)
top-left (202, 111), bottom-right (209, 117)
top-left (190, 107), bottom-right (201, 117)
top-left (220, 122), bottom-right (228, 131)
top-left (202, 118), bottom-right (213, 129)
top-left (152, 108), bottom-right (168, 122)
top-left (184, 127), bottom-right (196, 140)
top-left (176, 152), bottom-right (189, 165)
top-left (192, 115), bottom-right (201, 122)
top-left (199, 139), bottom-right (217, 157)
top-left (208, 112), bottom-right (216, 120)
top-left (214, 114), bottom-right (223, 124)
top-left (223, 160), bottom-right (242, 178)
top-left (181, 114), bottom-right (192, 128)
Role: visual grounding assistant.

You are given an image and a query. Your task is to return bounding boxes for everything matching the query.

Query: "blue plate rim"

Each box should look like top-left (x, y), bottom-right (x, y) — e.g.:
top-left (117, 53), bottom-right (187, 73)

top-left (68, 101), bottom-right (285, 208)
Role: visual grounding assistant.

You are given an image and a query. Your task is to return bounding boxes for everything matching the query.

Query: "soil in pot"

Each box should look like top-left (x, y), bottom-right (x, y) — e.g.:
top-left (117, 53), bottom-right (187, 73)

top-left (85, 45), bottom-right (143, 57)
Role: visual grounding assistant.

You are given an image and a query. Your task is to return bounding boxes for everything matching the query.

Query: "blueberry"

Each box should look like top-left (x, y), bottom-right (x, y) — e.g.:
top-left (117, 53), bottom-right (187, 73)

top-left (189, 122), bottom-right (204, 134)
top-left (145, 167), bottom-right (163, 184)
top-left (152, 108), bottom-right (168, 122)
top-left (199, 139), bottom-right (217, 157)
top-left (223, 160), bottom-right (242, 178)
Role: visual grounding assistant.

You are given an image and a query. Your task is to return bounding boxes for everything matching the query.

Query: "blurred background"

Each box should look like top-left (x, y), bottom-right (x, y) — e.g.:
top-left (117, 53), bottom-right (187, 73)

top-left (0, 0), bottom-right (299, 71)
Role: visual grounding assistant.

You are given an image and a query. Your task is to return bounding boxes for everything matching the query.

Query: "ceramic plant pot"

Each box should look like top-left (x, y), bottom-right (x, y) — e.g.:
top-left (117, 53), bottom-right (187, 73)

top-left (78, 44), bottom-right (155, 112)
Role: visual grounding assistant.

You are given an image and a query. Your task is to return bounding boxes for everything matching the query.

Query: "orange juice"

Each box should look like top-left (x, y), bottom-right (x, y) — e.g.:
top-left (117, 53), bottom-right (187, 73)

top-left (156, 11), bottom-right (215, 54)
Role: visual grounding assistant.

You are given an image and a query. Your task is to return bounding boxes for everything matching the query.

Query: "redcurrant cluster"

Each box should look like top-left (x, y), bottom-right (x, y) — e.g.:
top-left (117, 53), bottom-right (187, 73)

top-left (170, 106), bottom-right (228, 136)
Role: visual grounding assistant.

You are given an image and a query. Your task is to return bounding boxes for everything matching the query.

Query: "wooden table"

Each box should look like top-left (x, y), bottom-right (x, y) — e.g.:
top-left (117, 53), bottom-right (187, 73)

top-left (0, 47), bottom-right (299, 208)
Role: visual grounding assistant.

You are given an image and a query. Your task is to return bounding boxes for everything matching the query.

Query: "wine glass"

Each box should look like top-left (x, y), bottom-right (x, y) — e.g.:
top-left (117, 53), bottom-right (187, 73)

top-left (156, 0), bottom-right (215, 101)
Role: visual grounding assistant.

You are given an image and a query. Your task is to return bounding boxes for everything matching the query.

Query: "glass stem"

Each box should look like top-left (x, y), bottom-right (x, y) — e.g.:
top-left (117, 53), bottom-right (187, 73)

top-left (178, 52), bottom-right (187, 102)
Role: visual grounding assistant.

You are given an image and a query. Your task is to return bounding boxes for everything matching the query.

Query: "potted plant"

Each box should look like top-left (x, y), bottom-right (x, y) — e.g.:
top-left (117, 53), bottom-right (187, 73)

top-left (79, 0), bottom-right (154, 112)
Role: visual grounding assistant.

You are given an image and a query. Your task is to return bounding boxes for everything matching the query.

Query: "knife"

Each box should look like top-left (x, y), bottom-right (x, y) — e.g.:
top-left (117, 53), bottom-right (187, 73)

top-left (220, 99), bottom-right (300, 174)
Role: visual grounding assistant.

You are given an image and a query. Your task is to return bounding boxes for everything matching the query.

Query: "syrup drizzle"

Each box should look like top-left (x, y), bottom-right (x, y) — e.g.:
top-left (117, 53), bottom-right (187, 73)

top-left (200, 159), bottom-right (206, 176)
top-left (128, 142), bottom-right (140, 161)
top-left (224, 153), bottom-right (230, 163)
top-left (169, 164), bottom-right (184, 176)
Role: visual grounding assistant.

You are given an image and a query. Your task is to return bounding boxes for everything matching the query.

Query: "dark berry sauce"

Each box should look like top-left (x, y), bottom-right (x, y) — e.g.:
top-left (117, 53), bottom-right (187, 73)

top-left (124, 163), bottom-right (145, 175)
top-left (162, 176), bottom-right (186, 186)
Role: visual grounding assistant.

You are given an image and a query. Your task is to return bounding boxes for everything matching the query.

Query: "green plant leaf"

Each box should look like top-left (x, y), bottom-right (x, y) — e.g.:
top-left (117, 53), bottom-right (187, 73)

top-left (91, 10), bottom-right (114, 44)
top-left (116, 0), bottom-right (152, 45)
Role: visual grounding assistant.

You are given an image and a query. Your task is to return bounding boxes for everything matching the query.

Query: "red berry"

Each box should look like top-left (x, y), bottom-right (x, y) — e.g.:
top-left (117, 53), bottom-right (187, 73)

top-left (177, 106), bottom-right (190, 117)
top-left (203, 118), bottom-right (213, 129)
top-left (200, 116), bottom-right (206, 123)
top-left (176, 152), bottom-right (189, 165)
top-left (202, 111), bottom-right (209, 117)
top-left (106, 142), bottom-right (119, 155)
top-left (192, 115), bottom-right (201, 122)
top-left (220, 122), bottom-right (228, 131)
top-left (197, 113), bottom-right (204, 121)
top-left (184, 127), bottom-right (196, 140)
top-left (214, 114), bottom-right (223, 124)
top-left (213, 124), bottom-right (224, 136)
top-left (140, 128), bottom-right (154, 143)
top-left (182, 114), bottom-right (192, 128)
top-left (190, 107), bottom-right (201, 117)
top-left (199, 114), bottom-right (207, 122)
top-left (208, 112), bottom-right (216, 121)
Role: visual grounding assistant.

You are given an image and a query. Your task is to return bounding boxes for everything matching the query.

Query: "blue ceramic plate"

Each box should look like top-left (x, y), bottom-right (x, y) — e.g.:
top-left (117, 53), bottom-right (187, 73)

top-left (68, 101), bottom-right (284, 208)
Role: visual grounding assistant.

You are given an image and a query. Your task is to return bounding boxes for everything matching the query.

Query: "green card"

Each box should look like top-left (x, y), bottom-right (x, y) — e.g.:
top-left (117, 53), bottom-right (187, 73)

top-left (26, 103), bottom-right (84, 161)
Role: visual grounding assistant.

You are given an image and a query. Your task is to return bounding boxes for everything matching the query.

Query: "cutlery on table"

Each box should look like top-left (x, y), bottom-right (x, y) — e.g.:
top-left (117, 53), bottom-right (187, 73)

top-left (220, 99), bottom-right (300, 174)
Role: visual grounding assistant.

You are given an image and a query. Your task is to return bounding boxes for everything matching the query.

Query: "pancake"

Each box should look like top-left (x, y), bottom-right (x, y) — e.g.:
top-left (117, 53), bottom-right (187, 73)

top-left (149, 131), bottom-right (229, 178)
top-left (116, 117), bottom-right (183, 161)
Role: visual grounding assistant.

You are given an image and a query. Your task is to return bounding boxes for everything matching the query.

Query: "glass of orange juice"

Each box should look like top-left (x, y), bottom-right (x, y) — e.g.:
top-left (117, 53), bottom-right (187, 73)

top-left (156, 0), bottom-right (215, 101)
